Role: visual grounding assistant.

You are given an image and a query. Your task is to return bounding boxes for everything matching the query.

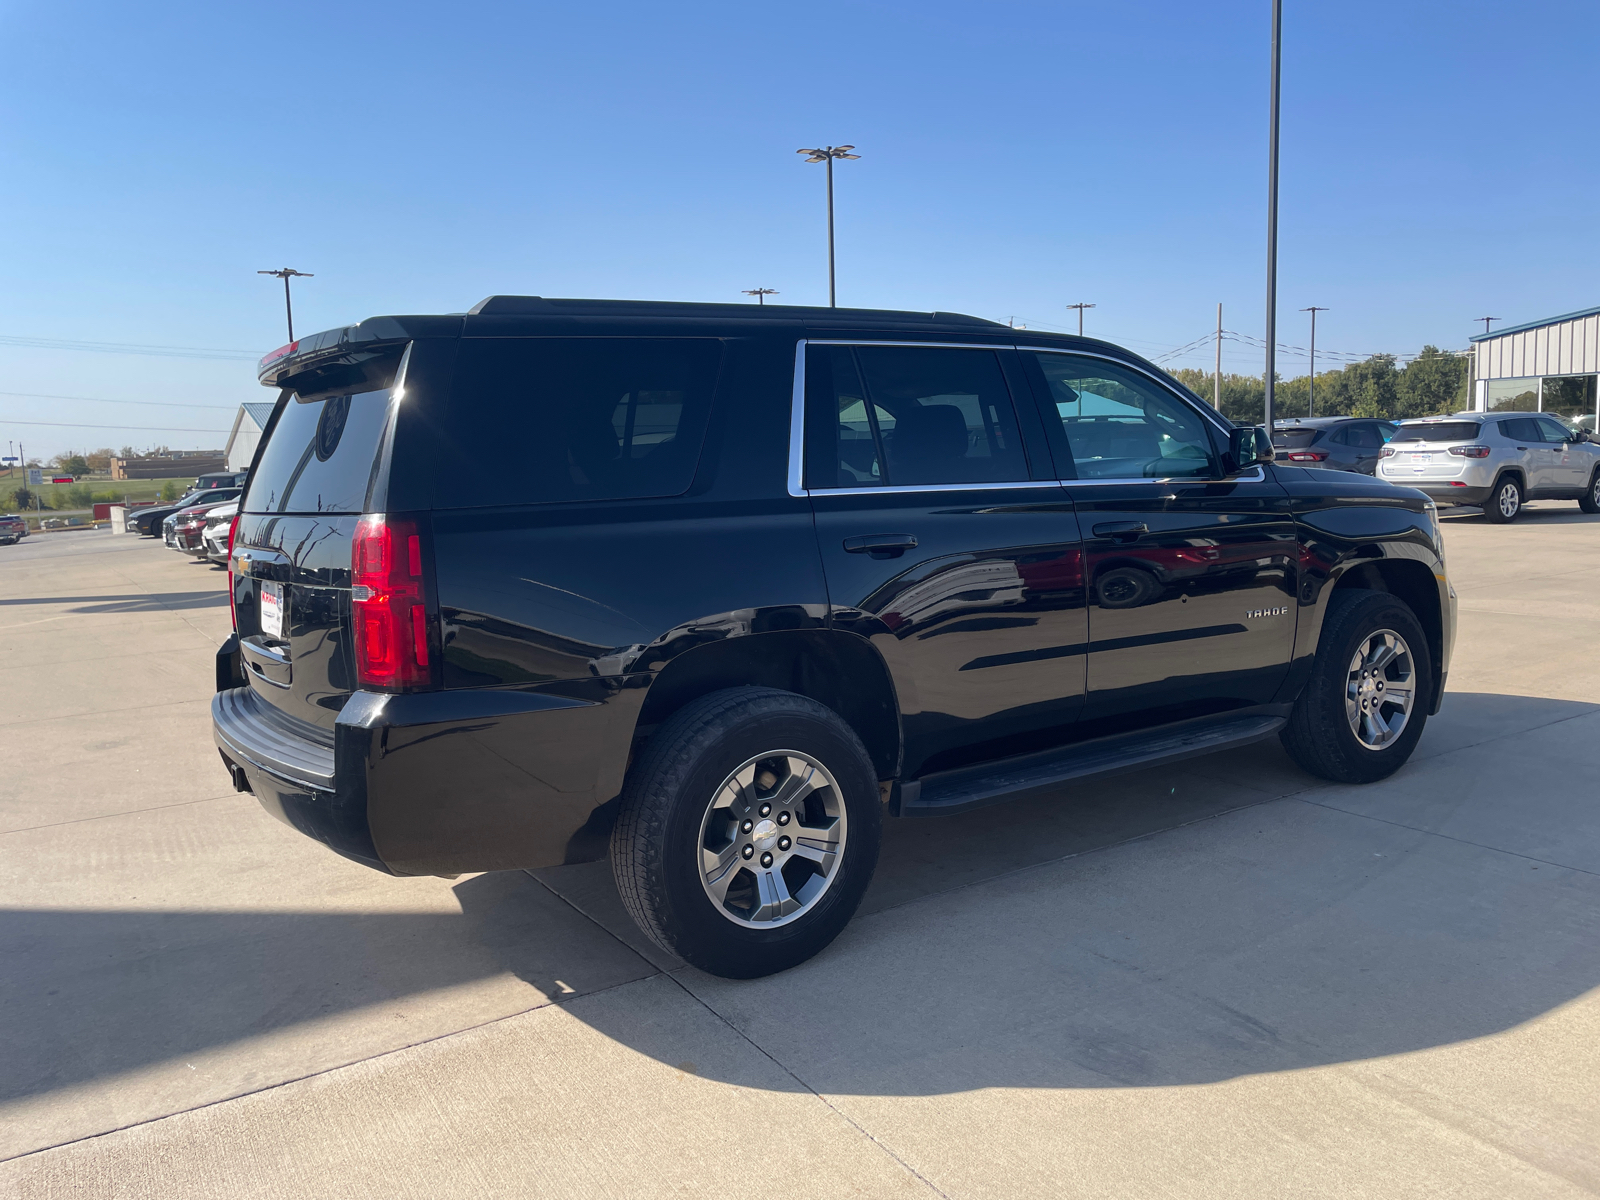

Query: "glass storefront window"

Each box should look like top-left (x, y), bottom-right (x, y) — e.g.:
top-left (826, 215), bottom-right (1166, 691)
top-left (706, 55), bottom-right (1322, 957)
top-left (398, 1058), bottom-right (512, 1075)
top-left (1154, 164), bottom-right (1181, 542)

top-left (1541, 375), bottom-right (1598, 431)
top-left (1484, 378), bottom-right (1539, 412)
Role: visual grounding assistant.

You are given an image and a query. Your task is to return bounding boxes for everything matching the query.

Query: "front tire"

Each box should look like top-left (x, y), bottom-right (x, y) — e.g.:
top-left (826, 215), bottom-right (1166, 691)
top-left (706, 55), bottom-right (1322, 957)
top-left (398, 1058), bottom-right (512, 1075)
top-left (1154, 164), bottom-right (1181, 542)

top-left (1482, 475), bottom-right (1522, 523)
top-left (1280, 588), bottom-right (1431, 784)
top-left (610, 686), bottom-right (881, 978)
top-left (1579, 469), bottom-right (1600, 514)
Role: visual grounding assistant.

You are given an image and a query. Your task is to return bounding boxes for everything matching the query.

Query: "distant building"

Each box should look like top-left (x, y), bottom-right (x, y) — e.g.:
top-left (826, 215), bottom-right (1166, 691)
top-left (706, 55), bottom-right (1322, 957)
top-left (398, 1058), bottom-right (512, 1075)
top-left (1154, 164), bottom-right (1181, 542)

top-left (109, 450), bottom-right (228, 481)
top-left (225, 402), bottom-right (278, 473)
top-left (1470, 306), bottom-right (1600, 429)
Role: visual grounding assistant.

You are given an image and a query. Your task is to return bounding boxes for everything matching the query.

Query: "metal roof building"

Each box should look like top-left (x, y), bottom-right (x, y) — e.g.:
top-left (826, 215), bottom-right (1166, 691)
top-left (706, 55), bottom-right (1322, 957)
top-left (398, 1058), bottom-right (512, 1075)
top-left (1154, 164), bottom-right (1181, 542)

top-left (224, 401), bottom-right (278, 473)
top-left (1469, 305), bottom-right (1600, 429)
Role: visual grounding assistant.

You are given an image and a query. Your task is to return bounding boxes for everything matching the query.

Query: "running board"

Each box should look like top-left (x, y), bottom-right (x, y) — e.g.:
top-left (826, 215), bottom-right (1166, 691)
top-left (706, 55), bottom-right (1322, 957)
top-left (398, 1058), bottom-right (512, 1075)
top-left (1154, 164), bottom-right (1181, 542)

top-left (895, 710), bottom-right (1288, 818)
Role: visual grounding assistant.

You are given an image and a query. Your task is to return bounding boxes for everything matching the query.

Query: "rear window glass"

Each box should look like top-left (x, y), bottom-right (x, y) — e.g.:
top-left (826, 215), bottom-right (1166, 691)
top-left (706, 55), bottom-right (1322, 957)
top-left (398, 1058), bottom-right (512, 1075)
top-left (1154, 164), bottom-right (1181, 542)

top-left (1391, 421), bottom-right (1480, 443)
top-left (1271, 428), bottom-right (1321, 447)
top-left (244, 389), bottom-right (393, 514)
top-left (430, 338), bottom-right (722, 509)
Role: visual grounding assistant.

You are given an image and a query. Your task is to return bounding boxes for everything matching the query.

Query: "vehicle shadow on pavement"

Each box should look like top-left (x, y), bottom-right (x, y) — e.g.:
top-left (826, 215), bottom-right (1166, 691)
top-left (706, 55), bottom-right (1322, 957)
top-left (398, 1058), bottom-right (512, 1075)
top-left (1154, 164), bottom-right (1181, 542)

top-left (0, 591), bottom-right (228, 613)
top-left (2, 692), bottom-right (1597, 1110)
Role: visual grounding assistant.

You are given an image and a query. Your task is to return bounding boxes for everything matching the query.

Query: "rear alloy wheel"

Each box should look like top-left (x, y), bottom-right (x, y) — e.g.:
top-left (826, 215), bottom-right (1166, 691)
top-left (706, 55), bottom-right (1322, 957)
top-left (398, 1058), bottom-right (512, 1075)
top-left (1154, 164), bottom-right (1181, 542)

top-left (1281, 588), bottom-right (1431, 784)
top-left (611, 686), bottom-right (881, 978)
top-left (1482, 476), bottom-right (1522, 523)
top-left (1580, 469), bottom-right (1600, 514)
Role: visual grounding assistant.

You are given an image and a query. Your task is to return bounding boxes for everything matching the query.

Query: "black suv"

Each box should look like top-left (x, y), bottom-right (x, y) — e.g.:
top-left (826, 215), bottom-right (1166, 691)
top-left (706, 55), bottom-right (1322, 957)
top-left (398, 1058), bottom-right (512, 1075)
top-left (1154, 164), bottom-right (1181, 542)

top-left (213, 297), bottom-right (1456, 978)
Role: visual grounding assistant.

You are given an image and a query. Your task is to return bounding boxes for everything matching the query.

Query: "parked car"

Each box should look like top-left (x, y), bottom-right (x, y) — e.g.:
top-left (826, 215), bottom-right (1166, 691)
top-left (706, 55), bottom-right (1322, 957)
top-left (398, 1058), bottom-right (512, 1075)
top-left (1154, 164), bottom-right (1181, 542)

top-left (194, 471), bottom-right (248, 490)
top-left (128, 487), bottom-right (241, 536)
top-left (201, 502), bottom-right (238, 564)
top-left (1271, 417), bottom-right (1397, 474)
top-left (0, 513), bottom-right (27, 544)
top-left (1377, 412), bottom-right (1600, 521)
top-left (213, 297), bottom-right (1456, 979)
top-left (164, 499), bottom-right (236, 555)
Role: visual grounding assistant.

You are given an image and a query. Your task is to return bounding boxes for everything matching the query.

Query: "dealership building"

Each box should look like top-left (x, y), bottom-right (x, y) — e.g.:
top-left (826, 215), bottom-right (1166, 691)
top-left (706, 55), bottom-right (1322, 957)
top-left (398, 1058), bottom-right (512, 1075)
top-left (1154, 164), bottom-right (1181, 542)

top-left (1470, 305), bottom-right (1600, 429)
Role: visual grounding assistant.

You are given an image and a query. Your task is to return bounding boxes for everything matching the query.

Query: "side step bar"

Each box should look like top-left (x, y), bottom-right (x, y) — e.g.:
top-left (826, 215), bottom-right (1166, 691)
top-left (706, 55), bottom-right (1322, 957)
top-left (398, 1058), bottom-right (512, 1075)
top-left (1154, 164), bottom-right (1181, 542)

top-left (895, 709), bottom-right (1288, 818)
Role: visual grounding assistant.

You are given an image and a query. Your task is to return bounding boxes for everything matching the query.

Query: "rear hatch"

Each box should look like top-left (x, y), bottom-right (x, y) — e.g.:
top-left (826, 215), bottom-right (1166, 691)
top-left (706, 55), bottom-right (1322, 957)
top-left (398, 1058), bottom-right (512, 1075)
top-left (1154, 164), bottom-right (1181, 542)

top-left (232, 349), bottom-right (408, 732)
top-left (1381, 420), bottom-right (1482, 481)
top-left (1272, 425), bottom-right (1325, 463)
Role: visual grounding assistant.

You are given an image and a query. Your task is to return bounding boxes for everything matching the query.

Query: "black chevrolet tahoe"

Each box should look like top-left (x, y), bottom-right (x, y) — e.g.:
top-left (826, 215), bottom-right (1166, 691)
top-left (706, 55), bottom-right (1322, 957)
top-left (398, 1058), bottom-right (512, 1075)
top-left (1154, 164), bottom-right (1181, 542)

top-left (213, 296), bottom-right (1456, 978)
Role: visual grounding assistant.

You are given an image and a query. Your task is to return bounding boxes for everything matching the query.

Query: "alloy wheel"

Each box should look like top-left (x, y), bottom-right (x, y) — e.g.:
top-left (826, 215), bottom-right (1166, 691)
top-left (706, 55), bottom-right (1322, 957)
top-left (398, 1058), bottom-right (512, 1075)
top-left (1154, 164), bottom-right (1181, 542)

top-left (1497, 481), bottom-right (1520, 519)
top-left (1345, 629), bottom-right (1416, 751)
top-left (697, 750), bottom-right (847, 928)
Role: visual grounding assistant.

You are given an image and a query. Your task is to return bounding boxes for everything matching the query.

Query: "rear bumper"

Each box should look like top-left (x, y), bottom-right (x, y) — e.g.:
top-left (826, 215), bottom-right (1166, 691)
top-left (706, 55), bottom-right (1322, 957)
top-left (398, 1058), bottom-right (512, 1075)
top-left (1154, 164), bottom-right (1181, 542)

top-left (212, 671), bottom-right (632, 876)
top-left (1407, 483), bottom-right (1492, 505)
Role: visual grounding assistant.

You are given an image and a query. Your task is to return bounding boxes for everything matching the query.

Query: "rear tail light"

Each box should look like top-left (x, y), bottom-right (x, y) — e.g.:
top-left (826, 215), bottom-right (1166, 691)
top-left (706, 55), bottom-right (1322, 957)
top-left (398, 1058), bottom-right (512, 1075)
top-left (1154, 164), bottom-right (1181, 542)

top-left (227, 513), bottom-right (242, 631)
top-left (1286, 450), bottom-right (1329, 462)
top-left (1379, 446), bottom-right (1397, 458)
top-left (1448, 445), bottom-right (1491, 458)
top-left (351, 514), bottom-right (436, 691)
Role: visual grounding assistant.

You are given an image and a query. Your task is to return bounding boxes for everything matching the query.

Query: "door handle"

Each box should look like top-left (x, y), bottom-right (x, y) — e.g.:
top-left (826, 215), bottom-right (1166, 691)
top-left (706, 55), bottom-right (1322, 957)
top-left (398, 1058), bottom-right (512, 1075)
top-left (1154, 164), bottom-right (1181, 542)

top-left (843, 534), bottom-right (918, 558)
top-left (1091, 521), bottom-right (1149, 542)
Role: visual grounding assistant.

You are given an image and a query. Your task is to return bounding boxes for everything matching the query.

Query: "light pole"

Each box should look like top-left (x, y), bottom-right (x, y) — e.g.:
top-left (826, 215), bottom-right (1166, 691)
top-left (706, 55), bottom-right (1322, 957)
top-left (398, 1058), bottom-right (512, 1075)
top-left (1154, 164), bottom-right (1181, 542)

top-left (742, 288), bottom-right (779, 305)
top-left (1301, 306), bottom-right (1328, 417)
top-left (257, 268), bottom-right (315, 341)
top-left (1476, 316), bottom-right (1499, 336)
top-left (796, 145), bottom-right (860, 307)
top-left (1065, 303), bottom-right (1096, 336)
top-left (1262, 0), bottom-right (1283, 434)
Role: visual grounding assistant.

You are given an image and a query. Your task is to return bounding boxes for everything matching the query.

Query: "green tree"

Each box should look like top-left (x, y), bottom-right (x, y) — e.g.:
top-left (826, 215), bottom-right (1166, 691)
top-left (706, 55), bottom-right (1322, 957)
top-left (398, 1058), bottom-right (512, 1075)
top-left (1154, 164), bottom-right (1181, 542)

top-left (10, 487), bottom-right (35, 510)
top-left (159, 479), bottom-right (183, 502)
top-left (1396, 346), bottom-right (1467, 418)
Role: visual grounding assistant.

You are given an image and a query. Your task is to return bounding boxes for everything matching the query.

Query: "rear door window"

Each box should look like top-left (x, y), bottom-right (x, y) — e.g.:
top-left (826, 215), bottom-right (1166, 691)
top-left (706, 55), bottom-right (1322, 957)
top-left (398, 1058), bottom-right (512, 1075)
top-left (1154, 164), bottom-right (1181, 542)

top-left (244, 390), bottom-right (393, 514)
top-left (432, 338), bottom-right (722, 508)
top-left (1496, 417), bottom-right (1541, 442)
top-left (804, 345), bottom-right (1028, 488)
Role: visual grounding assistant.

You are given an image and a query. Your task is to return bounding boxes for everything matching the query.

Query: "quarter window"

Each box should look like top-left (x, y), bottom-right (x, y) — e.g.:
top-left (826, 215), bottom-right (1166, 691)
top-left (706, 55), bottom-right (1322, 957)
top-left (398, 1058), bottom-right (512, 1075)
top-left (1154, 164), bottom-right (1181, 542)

top-left (1024, 353), bottom-right (1217, 480)
top-left (804, 345), bottom-right (1029, 488)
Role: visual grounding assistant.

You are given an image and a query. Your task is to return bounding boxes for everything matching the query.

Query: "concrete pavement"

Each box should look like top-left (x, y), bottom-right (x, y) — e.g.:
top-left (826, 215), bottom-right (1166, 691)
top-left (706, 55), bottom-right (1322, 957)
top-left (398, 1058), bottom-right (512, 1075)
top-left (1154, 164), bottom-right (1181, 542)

top-left (2, 505), bottom-right (1598, 1197)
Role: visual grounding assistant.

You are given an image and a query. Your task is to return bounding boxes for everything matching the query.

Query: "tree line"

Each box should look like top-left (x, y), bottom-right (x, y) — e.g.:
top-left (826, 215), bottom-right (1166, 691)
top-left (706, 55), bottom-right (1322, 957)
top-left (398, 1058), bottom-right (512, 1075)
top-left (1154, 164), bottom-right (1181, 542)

top-left (1165, 347), bottom-right (1469, 426)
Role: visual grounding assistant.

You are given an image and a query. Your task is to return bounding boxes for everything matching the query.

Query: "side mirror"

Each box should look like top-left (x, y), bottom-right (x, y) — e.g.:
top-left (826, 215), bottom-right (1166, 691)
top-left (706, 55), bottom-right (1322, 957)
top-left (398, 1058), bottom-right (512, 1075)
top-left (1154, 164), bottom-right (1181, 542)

top-left (1573, 428), bottom-right (1589, 443)
top-left (1227, 426), bottom-right (1274, 474)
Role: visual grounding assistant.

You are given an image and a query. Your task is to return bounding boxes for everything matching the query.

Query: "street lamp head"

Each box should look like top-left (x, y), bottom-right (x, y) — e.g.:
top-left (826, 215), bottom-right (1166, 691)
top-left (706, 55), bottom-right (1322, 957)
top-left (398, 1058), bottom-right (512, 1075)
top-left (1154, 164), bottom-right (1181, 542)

top-left (797, 146), bottom-right (861, 162)
top-left (258, 267), bottom-right (314, 280)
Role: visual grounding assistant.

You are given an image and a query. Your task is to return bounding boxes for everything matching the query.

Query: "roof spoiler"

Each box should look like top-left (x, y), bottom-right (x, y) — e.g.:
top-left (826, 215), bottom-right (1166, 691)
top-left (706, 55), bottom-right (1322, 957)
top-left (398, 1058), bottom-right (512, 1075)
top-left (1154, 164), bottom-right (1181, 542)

top-left (256, 315), bottom-right (458, 388)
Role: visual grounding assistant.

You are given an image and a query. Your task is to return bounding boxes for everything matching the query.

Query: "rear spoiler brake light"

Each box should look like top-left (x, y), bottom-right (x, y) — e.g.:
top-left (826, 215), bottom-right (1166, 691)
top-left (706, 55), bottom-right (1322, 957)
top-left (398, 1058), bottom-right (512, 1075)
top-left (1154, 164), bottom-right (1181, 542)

top-left (259, 341), bottom-right (299, 371)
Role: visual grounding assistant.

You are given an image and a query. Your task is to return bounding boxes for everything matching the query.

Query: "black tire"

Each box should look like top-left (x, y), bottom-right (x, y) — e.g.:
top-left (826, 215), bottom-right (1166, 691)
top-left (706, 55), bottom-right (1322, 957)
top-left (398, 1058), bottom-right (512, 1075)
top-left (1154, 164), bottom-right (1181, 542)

top-left (1280, 588), bottom-right (1431, 785)
top-left (1482, 475), bottom-right (1522, 523)
top-left (1579, 469), bottom-right (1600, 514)
top-left (610, 686), bottom-right (881, 979)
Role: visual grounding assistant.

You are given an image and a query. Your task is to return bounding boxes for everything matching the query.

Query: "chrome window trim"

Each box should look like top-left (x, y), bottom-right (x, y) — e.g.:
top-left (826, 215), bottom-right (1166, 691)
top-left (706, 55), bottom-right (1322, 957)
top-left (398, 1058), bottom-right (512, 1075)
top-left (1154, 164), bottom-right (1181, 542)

top-left (810, 481), bottom-right (1063, 499)
top-left (785, 337), bottom-right (1267, 497)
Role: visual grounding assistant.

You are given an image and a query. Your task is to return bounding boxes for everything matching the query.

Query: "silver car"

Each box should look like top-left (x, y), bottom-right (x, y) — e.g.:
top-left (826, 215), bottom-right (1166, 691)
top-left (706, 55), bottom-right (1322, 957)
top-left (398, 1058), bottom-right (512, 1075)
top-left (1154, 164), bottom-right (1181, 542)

top-left (1377, 412), bottom-right (1600, 522)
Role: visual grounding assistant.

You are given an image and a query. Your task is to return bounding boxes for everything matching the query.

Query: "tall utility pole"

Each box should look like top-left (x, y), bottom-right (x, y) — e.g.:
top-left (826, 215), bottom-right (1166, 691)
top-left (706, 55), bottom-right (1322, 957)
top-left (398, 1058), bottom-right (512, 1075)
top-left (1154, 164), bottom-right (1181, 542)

top-left (1214, 302), bottom-right (1223, 409)
top-left (1262, 0), bottom-right (1283, 433)
top-left (1066, 302), bottom-right (1096, 336)
top-left (742, 288), bottom-right (779, 305)
top-left (257, 268), bottom-right (314, 341)
top-left (1476, 316), bottom-right (1499, 336)
top-left (1301, 306), bottom-right (1328, 417)
top-left (796, 146), bottom-right (861, 307)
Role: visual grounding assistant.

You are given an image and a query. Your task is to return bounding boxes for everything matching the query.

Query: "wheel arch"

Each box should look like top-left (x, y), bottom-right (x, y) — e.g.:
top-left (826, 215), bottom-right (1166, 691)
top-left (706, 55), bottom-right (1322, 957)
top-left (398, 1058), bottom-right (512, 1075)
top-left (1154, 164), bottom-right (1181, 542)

top-left (1331, 559), bottom-right (1444, 711)
top-left (634, 630), bottom-right (902, 781)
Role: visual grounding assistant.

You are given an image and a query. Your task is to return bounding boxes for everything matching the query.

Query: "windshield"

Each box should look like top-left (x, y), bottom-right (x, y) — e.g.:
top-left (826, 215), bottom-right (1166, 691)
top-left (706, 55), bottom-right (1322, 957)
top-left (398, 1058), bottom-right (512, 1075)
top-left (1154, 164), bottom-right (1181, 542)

top-left (1391, 421), bottom-right (1481, 443)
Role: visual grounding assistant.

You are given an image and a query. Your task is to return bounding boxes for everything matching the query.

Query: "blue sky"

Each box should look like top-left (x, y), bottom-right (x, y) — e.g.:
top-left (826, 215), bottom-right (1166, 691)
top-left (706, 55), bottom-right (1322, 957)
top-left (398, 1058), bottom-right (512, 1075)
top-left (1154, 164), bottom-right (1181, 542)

top-left (1, 0), bottom-right (1597, 458)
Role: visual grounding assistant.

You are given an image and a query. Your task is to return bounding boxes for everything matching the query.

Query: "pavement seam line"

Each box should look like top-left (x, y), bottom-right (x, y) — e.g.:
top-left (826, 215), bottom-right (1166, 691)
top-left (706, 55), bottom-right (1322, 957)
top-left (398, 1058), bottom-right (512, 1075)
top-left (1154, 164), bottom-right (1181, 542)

top-left (0, 970), bottom-right (660, 1166)
top-left (0, 695), bottom-right (212, 730)
top-left (0, 793), bottom-right (239, 837)
top-left (1294, 796), bottom-right (1600, 878)
top-left (661, 969), bottom-right (953, 1199)
top-left (522, 871), bottom-right (947, 1196)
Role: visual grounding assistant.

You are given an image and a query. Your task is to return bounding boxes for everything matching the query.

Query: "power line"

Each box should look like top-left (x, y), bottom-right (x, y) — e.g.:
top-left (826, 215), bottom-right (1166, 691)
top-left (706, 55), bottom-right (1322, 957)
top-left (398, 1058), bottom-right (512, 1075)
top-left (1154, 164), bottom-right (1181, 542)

top-left (0, 419), bottom-right (229, 433)
top-left (0, 334), bottom-right (262, 361)
top-left (0, 390), bottom-right (238, 411)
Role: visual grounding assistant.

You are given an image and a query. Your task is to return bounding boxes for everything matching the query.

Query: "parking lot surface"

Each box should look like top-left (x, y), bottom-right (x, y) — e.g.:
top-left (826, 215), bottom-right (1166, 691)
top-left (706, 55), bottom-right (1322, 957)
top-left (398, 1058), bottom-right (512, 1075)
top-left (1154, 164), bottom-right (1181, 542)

top-left (2, 505), bottom-right (1599, 1198)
